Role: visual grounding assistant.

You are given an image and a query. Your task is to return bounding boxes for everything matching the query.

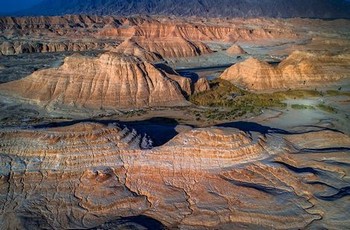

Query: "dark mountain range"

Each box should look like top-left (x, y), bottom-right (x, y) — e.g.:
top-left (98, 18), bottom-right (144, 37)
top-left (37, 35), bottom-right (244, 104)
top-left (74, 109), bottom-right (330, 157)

top-left (8, 0), bottom-right (350, 18)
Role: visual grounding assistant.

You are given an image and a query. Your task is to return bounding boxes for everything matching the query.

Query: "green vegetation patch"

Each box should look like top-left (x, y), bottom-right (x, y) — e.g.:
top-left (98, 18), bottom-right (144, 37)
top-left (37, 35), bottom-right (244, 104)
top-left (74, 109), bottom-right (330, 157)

top-left (325, 90), bottom-right (350, 97)
top-left (189, 79), bottom-right (287, 120)
top-left (272, 89), bottom-right (322, 99)
top-left (189, 79), bottom-right (344, 121)
top-left (190, 79), bottom-right (286, 108)
top-left (291, 104), bottom-right (315, 110)
top-left (316, 104), bottom-right (338, 114)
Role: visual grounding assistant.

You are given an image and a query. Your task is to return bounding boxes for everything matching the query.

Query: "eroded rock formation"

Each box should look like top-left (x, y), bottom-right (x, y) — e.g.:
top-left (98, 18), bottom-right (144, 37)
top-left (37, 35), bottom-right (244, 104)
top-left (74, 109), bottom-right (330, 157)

top-left (0, 16), bottom-right (299, 57)
top-left (226, 44), bottom-right (246, 55)
top-left (0, 52), bottom-right (191, 110)
top-left (99, 18), bottom-right (297, 42)
top-left (111, 38), bottom-right (162, 62)
top-left (220, 51), bottom-right (350, 90)
top-left (0, 40), bottom-right (113, 55)
top-left (111, 37), bottom-right (211, 60)
top-left (125, 37), bottom-right (211, 59)
top-left (194, 78), bottom-right (210, 94)
top-left (0, 122), bottom-right (349, 229)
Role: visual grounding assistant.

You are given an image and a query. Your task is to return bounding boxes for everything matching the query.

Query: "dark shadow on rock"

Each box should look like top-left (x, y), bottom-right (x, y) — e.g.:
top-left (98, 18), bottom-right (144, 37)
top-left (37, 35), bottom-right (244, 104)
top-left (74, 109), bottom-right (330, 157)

top-left (296, 125), bottom-right (344, 134)
top-left (221, 175), bottom-right (288, 196)
top-left (90, 215), bottom-right (166, 230)
top-left (120, 117), bottom-right (179, 147)
top-left (316, 186), bottom-right (350, 201)
top-left (217, 121), bottom-right (345, 136)
top-left (154, 63), bottom-right (178, 75)
top-left (216, 121), bottom-right (291, 135)
top-left (299, 147), bottom-right (350, 153)
top-left (273, 161), bottom-right (321, 175)
top-left (177, 71), bottom-right (199, 83)
top-left (32, 117), bottom-right (179, 147)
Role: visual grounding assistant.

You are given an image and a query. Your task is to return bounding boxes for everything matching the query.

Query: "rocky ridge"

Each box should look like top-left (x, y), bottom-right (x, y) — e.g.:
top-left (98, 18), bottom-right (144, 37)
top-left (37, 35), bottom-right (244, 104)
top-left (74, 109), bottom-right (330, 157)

top-left (220, 51), bottom-right (350, 91)
top-left (0, 40), bottom-right (115, 55)
top-left (0, 15), bottom-right (300, 56)
top-left (0, 122), bottom-right (349, 229)
top-left (0, 52), bottom-right (192, 110)
top-left (226, 44), bottom-right (246, 55)
top-left (15, 0), bottom-right (350, 19)
top-left (111, 37), bottom-right (211, 61)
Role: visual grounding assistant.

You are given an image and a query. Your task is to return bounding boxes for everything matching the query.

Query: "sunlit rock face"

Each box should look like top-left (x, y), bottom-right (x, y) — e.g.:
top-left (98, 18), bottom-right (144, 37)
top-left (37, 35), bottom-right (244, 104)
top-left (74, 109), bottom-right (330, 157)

top-left (111, 38), bottom-right (162, 62)
top-left (0, 40), bottom-right (112, 55)
top-left (111, 37), bottom-right (211, 61)
top-left (226, 44), bottom-right (246, 55)
top-left (0, 52), bottom-right (191, 110)
top-left (0, 16), bottom-right (298, 48)
top-left (125, 37), bottom-right (212, 59)
top-left (220, 51), bottom-right (350, 91)
top-left (0, 122), bottom-right (349, 229)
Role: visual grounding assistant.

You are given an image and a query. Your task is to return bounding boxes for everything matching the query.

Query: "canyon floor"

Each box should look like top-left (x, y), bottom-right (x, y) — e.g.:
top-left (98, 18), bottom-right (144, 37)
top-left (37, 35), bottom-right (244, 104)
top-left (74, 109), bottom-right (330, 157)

top-left (0, 16), bottom-right (349, 229)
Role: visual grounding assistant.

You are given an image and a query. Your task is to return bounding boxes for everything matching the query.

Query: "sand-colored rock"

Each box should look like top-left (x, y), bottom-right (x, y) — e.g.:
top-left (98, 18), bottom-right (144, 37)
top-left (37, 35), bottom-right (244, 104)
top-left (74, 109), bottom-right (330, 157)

top-left (111, 37), bottom-right (211, 60)
top-left (220, 51), bottom-right (350, 91)
top-left (194, 77), bottom-right (210, 93)
top-left (226, 44), bottom-right (246, 55)
top-left (0, 16), bottom-right (299, 48)
top-left (0, 122), bottom-right (349, 229)
top-left (98, 17), bottom-right (298, 42)
top-left (0, 40), bottom-right (112, 55)
top-left (132, 37), bottom-right (211, 58)
top-left (0, 52), bottom-right (190, 109)
top-left (111, 38), bottom-right (161, 62)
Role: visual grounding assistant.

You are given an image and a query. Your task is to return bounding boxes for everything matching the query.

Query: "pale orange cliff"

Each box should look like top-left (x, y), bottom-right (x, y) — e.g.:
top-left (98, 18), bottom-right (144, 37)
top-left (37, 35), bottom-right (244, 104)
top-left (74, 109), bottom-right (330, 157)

top-left (0, 52), bottom-right (191, 110)
top-left (220, 51), bottom-right (350, 91)
top-left (0, 122), bottom-right (349, 229)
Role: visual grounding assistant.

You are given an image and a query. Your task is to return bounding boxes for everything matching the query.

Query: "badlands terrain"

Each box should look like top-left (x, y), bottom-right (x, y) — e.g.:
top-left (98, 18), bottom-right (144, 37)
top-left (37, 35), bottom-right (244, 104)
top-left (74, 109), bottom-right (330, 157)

top-left (0, 14), bottom-right (350, 229)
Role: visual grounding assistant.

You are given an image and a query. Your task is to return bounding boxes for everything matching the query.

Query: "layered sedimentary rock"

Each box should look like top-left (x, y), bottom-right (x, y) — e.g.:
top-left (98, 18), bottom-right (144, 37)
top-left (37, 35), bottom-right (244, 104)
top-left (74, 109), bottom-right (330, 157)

top-left (0, 122), bottom-right (349, 229)
top-left (111, 38), bottom-right (161, 62)
top-left (226, 44), bottom-right (246, 55)
top-left (0, 40), bottom-right (113, 55)
top-left (220, 51), bottom-right (350, 90)
top-left (0, 16), bottom-right (299, 48)
top-left (111, 37), bottom-right (210, 60)
top-left (100, 18), bottom-right (297, 42)
top-left (0, 52), bottom-right (190, 109)
top-left (126, 37), bottom-right (211, 59)
top-left (194, 77), bottom-right (210, 93)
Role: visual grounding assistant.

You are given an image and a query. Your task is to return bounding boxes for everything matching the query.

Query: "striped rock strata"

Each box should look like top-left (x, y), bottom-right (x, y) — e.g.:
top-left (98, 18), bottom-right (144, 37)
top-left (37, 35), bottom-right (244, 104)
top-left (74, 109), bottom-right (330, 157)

top-left (220, 51), bottom-right (350, 91)
top-left (0, 52), bottom-right (192, 110)
top-left (0, 122), bottom-right (349, 229)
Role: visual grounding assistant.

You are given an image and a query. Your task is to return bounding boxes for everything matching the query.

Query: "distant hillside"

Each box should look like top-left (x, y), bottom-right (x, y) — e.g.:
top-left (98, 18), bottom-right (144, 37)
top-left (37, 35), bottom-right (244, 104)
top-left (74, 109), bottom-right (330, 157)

top-left (15, 0), bottom-right (350, 19)
top-left (0, 0), bottom-right (42, 14)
